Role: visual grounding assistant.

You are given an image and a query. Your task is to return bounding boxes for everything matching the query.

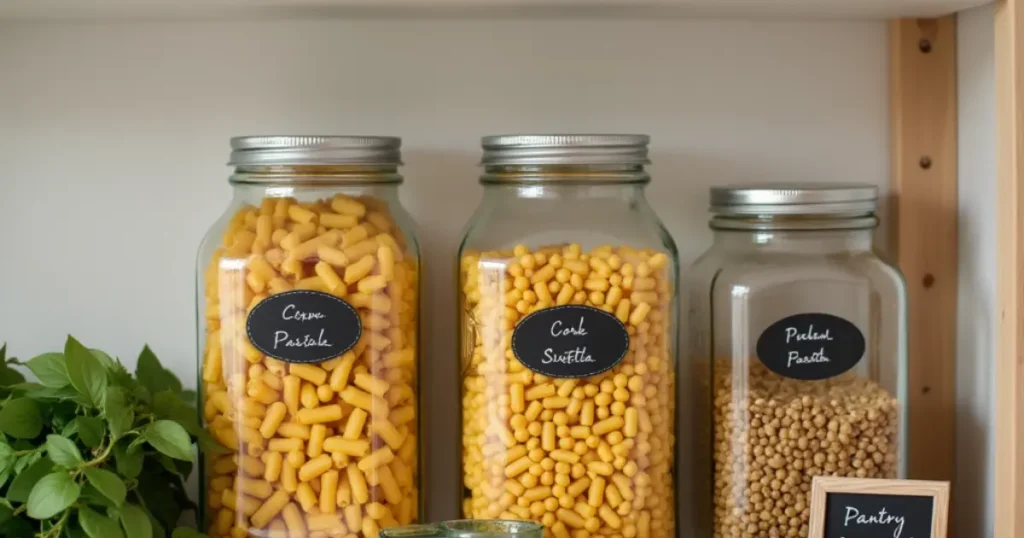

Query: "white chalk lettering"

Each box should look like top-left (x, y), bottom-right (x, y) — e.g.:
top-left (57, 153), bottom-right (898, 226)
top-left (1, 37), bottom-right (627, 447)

top-left (282, 304), bottom-right (327, 322)
top-left (785, 324), bottom-right (833, 344)
top-left (842, 506), bottom-right (907, 538)
top-left (787, 348), bottom-right (831, 368)
top-left (551, 318), bottom-right (588, 338)
top-left (272, 329), bottom-right (333, 349)
top-left (542, 347), bottom-right (595, 365)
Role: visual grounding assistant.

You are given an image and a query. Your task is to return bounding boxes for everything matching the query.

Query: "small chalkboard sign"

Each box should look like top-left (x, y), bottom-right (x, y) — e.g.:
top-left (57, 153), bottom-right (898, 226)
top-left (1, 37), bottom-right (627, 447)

top-left (809, 477), bottom-right (949, 538)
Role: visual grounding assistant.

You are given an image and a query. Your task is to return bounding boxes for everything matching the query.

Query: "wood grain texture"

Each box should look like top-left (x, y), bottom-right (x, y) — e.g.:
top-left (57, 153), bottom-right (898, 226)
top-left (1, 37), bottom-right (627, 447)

top-left (808, 477), bottom-right (950, 538)
top-left (889, 18), bottom-right (958, 485)
top-left (995, 0), bottom-right (1024, 536)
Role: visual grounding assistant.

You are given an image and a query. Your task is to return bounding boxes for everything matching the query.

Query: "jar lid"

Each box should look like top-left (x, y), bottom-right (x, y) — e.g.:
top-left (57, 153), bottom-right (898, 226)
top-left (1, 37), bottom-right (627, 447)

top-left (710, 183), bottom-right (879, 216)
top-left (229, 135), bottom-right (402, 166)
top-left (480, 134), bottom-right (651, 166)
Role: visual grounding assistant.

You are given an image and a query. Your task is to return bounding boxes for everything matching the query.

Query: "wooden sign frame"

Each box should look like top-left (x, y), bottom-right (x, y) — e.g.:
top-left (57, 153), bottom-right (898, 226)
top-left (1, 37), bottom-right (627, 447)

top-left (808, 477), bottom-right (950, 538)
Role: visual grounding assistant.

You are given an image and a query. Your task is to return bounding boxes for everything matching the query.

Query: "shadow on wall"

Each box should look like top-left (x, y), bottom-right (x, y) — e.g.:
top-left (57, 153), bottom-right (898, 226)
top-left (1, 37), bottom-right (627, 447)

top-left (955, 212), bottom-right (994, 538)
top-left (400, 149), bottom-right (479, 520)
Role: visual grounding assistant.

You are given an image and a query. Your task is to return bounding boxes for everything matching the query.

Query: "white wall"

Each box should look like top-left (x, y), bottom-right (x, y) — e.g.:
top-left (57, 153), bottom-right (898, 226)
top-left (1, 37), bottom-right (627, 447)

top-left (956, 5), bottom-right (996, 538)
top-left (0, 17), bottom-right (889, 520)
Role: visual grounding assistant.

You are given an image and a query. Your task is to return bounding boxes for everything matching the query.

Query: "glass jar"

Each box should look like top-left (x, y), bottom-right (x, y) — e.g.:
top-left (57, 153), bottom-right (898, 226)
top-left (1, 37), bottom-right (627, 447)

top-left (380, 524), bottom-right (446, 538)
top-left (686, 184), bottom-right (907, 538)
top-left (380, 521), bottom-right (544, 538)
top-left (458, 135), bottom-right (679, 538)
top-left (443, 520), bottom-right (545, 538)
top-left (197, 136), bottom-right (421, 538)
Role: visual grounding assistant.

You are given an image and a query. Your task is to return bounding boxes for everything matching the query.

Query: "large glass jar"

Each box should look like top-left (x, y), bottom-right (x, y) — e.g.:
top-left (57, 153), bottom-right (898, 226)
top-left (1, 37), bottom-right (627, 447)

top-left (197, 136), bottom-right (421, 538)
top-left (687, 184), bottom-right (907, 538)
top-left (458, 135), bottom-right (679, 538)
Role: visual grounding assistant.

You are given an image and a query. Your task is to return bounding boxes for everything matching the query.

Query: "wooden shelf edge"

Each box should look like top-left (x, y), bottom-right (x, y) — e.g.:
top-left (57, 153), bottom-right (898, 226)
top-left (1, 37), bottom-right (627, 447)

top-left (995, 0), bottom-right (1024, 536)
top-left (889, 17), bottom-right (958, 486)
top-left (0, 0), bottom-right (994, 22)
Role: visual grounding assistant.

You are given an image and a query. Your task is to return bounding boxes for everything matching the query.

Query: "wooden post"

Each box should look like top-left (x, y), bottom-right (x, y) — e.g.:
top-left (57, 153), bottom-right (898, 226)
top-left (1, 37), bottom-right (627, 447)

top-left (995, 0), bottom-right (1024, 535)
top-left (889, 17), bottom-right (958, 484)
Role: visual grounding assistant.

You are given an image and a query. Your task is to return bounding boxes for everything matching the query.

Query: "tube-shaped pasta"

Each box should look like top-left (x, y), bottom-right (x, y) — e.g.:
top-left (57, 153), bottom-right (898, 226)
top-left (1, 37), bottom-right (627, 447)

top-left (201, 184), bottom-right (420, 537)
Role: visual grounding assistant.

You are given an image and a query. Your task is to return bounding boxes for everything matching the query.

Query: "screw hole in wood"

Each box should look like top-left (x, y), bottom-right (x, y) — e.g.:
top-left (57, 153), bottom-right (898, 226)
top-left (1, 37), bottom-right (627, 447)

top-left (920, 156), bottom-right (932, 169)
top-left (919, 38), bottom-right (932, 53)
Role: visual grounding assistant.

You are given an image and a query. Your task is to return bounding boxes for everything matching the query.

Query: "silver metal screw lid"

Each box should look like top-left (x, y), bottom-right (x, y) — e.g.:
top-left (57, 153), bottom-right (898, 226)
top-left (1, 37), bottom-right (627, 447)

top-left (229, 135), bottom-right (402, 166)
top-left (480, 134), bottom-right (651, 166)
top-left (710, 183), bottom-right (879, 216)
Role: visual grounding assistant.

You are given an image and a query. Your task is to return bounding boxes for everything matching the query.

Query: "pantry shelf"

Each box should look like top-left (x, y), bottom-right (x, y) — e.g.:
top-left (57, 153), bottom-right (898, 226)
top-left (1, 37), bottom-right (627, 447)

top-left (0, 0), bottom-right (994, 20)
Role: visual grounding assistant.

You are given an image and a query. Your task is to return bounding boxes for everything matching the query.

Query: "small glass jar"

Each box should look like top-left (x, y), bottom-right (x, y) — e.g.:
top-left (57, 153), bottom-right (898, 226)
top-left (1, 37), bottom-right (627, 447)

top-left (379, 524), bottom-right (446, 537)
top-left (443, 520), bottom-right (545, 538)
top-left (380, 521), bottom-right (543, 538)
top-left (458, 135), bottom-right (679, 538)
top-left (197, 136), bottom-right (421, 537)
top-left (686, 184), bottom-right (907, 538)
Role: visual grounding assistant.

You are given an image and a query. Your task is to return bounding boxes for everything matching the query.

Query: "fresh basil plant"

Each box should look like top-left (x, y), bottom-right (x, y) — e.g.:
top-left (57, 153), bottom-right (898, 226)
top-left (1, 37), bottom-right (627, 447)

top-left (0, 336), bottom-right (220, 538)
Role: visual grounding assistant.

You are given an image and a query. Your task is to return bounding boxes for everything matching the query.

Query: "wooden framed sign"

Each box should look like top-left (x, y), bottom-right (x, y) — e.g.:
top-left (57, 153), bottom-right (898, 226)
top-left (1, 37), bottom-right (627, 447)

top-left (808, 477), bottom-right (950, 538)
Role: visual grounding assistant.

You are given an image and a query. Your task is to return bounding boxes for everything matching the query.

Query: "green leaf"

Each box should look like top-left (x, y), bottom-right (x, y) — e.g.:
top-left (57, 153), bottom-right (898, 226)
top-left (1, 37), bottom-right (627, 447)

top-left (137, 472), bottom-right (179, 532)
top-left (25, 352), bottom-right (70, 388)
top-left (107, 361), bottom-right (140, 393)
top-left (0, 364), bottom-right (25, 387)
top-left (46, 434), bottom-right (83, 468)
top-left (0, 398), bottom-right (42, 439)
top-left (104, 388), bottom-right (133, 440)
top-left (6, 382), bottom-right (43, 396)
top-left (65, 336), bottom-right (108, 407)
top-left (13, 449), bottom-right (41, 472)
top-left (26, 471), bottom-right (80, 519)
top-left (135, 347), bottom-right (182, 396)
top-left (0, 441), bottom-right (13, 470)
top-left (8, 457), bottom-right (52, 502)
top-left (153, 391), bottom-right (226, 455)
top-left (76, 416), bottom-right (106, 449)
top-left (172, 457), bottom-right (193, 479)
top-left (179, 390), bottom-right (198, 407)
top-left (79, 482), bottom-right (116, 509)
top-left (83, 468), bottom-right (126, 507)
top-left (114, 442), bottom-right (143, 479)
top-left (90, 349), bottom-right (115, 369)
top-left (79, 506), bottom-right (125, 538)
top-left (1, 515), bottom-right (34, 538)
top-left (22, 384), bottom-right (86, 402)
top-left (153, 392), bottom-right (201, 435)
top-left (142, 421), bottom-right (193, 461)
top-left (119, 503), bottom-right (152, 538)
top-left (0, 498), bottom-right (12, 525)
top-left (61, 419), bottom-right (79, 438)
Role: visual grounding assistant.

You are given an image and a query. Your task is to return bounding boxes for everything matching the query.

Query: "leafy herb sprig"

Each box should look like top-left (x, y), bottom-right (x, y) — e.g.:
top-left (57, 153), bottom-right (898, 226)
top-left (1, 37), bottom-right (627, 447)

top-left (0, 336), bottom-right (220, 538)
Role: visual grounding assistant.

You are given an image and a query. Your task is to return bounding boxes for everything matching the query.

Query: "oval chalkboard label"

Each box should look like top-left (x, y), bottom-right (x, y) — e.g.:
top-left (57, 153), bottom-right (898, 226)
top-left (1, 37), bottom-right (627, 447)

top-left (511, 305), bottom-right (630, 379)
top-left (755, 313), bottom-right (865, 381)
top-left (246, 290), bottom-right (362, 364)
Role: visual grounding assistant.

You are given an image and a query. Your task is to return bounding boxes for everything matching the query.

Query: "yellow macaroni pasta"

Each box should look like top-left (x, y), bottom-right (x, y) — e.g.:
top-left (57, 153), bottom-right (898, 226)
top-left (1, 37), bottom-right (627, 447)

top-left (202, 193), bottom-right (419, 537)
